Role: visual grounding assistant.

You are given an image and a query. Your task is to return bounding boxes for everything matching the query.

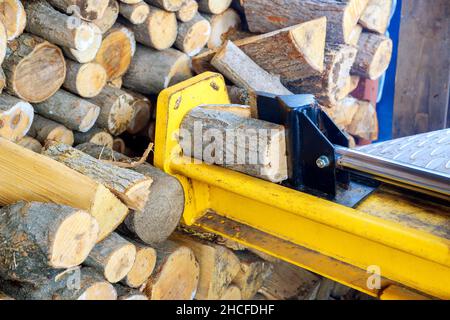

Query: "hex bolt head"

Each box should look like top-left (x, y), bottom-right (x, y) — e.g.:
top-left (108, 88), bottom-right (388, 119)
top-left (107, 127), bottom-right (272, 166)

top-left (316, 156), bottom-right (330, 169)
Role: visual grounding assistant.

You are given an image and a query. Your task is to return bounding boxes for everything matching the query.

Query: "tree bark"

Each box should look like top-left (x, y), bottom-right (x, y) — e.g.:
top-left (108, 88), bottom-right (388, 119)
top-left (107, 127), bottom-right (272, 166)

top-left (0, 94), bottom-right (34, 142)
top-left (144, 0), bottom-right (186, 12)
top-left (124, 90), bottom-right (152, 134)
top-left (4, 33), bottom-right (66, 103)
top-left (44, 142), bottom-right (153, 211)
top-left (47, 0), bottom-right (110, 21)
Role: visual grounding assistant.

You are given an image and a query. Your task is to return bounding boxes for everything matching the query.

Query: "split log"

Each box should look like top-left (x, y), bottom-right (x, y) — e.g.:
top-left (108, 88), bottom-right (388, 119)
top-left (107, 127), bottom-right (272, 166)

top-left (144, 0), bottom-right (185, 12)
top-left (62, 24), bottom-right (103, 63)
top-left (204, 8), bottom-right (241, 49)
top-left (336, 75), bottom-right (360, 101)
top-left (359, 0), bottom-right (393, 34)
top-left (0, 267), bottom-right (117, 300)
top-left (351, 32), bottom-right (393, 80)
top-left (211, 41), bottom-right (292, 99)
top-left (17, 136), bottom-right (43, 153)
top-left (28, 115), bottom-right (74, 146)
top-left (0, 201), bottom-right (99, 283)
top-left (180, 107), bottom-right (288, 183)
top-left (33, 90), bottom-right (100, 132)
top-left (174, 13), bottom-right (211, 56)
top-left (92, 0), bottom-right (120, 33)
top-left (0, 0), bottom-right (26, 41)
top-left (74, 126), bottom-right (114, 147)
top-left (232, 251), bottom-right (273, 300)
top-left (120, 1), bottom-right (150, 24)
top-left (171, 233), bottom-right (240, 300)
top-left (176, 0), bottom-right (198, 22)
top-left (259, 260), bottom-right (321, 300)
top-left (4, 33), bottom-right (66, 103)
top-left (198, 0), bottom-right (232, 14)
top-left (86, 86), bottom-right (135, 135)
top-left (95, 23), bottom-right (136, 81)
top-left (220, 285), bottom-right (242, 300)
top-left (122, 239), bottom-right (157, 288)
top-left (123, 6), bottom-right (177, 50)
top-left (25, 1), bottom-right (96, 51)
top-left (242, 0), bottom-right (368, 45)
top-left (144, 241), bottom-right (200, 300)
top-left (0, 94), bottom-right (34, 142)
top-left (123, 45), bottom-right (192, 95)
top-left (348, 24), bottom-right (363, 46)
top-left (75, 143), bottom-right (185, 246)
top-left (125, 91), bottom-right (152, 134)
top-left (47, 0), bottom-right (109, 21)
top-left (44, 143), bottom-right (153, 211)
top-left (115, 284), bottom-right (148, 300)
top-left (0, 137), bottom-right (129, 241)
top-left (64, 60), bottom-right (107, 98)
top-left (324, 96), bottom-right (360, 129)
top-left (85, 233), bottom-right (136, 283)
top-left (286, 44), bottom-right (358, 107)
top-left (345, 99), bottom-right (378, 141)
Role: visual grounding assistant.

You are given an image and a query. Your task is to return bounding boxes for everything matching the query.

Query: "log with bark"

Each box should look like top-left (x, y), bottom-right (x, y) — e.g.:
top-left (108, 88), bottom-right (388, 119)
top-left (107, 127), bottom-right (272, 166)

top-left (33, 90), bottom-right (101, 132)
top-left (47, 0), bottom-right (110, 21)
top-left (0, 201), bottom-right (99, 282)
top-left (174, 13), bottom-right (211, 56)
top-left (198, 0), bottom-right (232, 14)
top-left (176, 0), bottom-right (198, 22)
top-left (121, 238), bottom-right (157, 288)
top-left (0, 94), bottom-right (34, 142)
top-left (345, 99), bottom-right (378, 141)
top-left (4, 33), bottom-right (66, 103)
top-left (63, 60), bottom-right (108, 98)
top-left (145, 0), bottom-right (186, 12)
top-left (0, 138), bottom-right (129, 242)
top-left (43, 143), bottom-right (153, 211)
top-left (73, 126), bottom-right (114, 147)
top-left (93, 0), bottom-right (120, 33)
top-left (62, 24), bottom-right (103, 63)
top-left (125, 90), bottom-right (152, 134)
top-left (359, 0), bottom-right (393, 34)
top-left (144, 241), bottom-right (199, 300)
top-left (115, 284), bottom-right (148, 300)
top-left (0, 0), bottom-right (26, 41)
top-left (28, 114), bottom-right (74, 146)
top-left (76, 143), bottom-right (185, 246)
top-left (180, 107), bottom-right (288, 183)
top-left (120, 1), bottom-right (150, 24)
top-left (16, 136), bottom-right (43, 153)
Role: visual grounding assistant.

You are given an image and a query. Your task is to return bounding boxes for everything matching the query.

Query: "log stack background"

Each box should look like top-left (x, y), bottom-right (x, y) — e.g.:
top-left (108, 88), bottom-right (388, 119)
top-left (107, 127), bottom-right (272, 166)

top-left (0, 0), bottom-right (392, 300)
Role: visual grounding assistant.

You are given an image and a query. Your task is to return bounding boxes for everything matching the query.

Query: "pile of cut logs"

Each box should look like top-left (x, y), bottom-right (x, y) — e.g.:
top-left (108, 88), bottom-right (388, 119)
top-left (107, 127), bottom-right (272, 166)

top-left (0, 0), bottom-right (391, 300)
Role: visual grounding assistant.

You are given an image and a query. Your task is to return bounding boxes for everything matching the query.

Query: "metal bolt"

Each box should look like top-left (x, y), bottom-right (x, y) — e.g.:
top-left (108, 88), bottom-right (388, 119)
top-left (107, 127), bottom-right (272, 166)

top-left (316, 156), bottom-right (330, 169)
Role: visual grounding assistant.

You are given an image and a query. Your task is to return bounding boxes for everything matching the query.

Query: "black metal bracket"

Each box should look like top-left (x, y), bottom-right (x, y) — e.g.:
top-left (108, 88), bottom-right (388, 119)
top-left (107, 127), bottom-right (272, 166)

top-left (256, 92), bottom-right (375, 206)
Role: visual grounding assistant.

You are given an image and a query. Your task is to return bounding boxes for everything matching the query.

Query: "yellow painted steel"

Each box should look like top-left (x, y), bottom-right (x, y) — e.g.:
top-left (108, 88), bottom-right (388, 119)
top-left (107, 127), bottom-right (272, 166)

top-left (154, 72), bottom-right (450, 300)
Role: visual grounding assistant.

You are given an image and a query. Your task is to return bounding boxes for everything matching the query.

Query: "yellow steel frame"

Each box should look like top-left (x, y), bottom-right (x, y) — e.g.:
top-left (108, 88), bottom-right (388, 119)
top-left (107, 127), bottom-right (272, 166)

top-left (154, 73), bottom-right (450, 300)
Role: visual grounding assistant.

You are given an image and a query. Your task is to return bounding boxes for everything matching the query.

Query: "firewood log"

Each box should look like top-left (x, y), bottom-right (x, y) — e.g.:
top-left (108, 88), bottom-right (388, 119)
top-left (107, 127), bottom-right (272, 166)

top-left (220, 285), bottom-right (242, 300)
top-left (351, 32), bottom-right (393, 80)
top-left (348, 24), bottom-right (363, 46)
top-left (25, 1), bottom-right (97, 51)
top-left (28, 114), bottom-right (74, 146)
top-left (92, 0), bottom-right (120, 33)
top-left (0, 94), bottom-right (34, 142)
top-left (176, 0), bottom-right (198, 22)
top-left (345, 99), bottom-right (378, 141)
top-left (0, 201), bottom-right (99, 282)
top-left (144, 0), bottom-right (186, 12)
top-left (125, 90), bottom-right (152, 134)
top-left (47, 0), bottom-right (109, 21)
top-left (0, 0), bottom-right (26, 41)
top-left (17, 136), bottom-right (43, 153)
top-left (203, 8), bottom-right (241, 49)
top-left (144, 241), bottom-right (200, 300)
top-left (74, 126), bottom-right (114, 147)
top-left (115, 284), bottom-right (148, 300)
top-left (95, 23), bottom-right (136, 81)
top-left (324, 96), bottom-right (360, 129)
top-left (232, 251), bottom-right (273, 300)
top-left (0, 67), bottom-right (5, 94)
top-left (63, 60), bottom-right (108, 98)
top-left (62, 24), bottom-right (103, 63)
top-left (227, 85), bottom-right (257, 110)
top-left (0, 137), bottom-right (129, 242)
top-left (109, 76), bottom-right (123, 88)
top-left (359, 0), bottom-right (393, 34)
top-left (286, 44), bottom-right (358, 107)
top-left (86, 86), bottom-right (135, 135)
top-left (75, 143), bottom-right (185, 246)
top-left (0, 21), bottom-right (6, 64)
top-left (113, 137), bottom-right (126, 153)
top-left (123, 5), bottom-right (177, 50)
top-left (85, 232), bottom-right (136, 283)
top-left (0, 267), bottom-right (117, 300)
top-left (175, 13), bottom-right (211, 56)
top-left (33, 90), bottom-right (101, 132)
top-left (120, 1), bottom-right (150, 24)
top-left (242, 0), bottom-right (368, 45)
top-left (4, 33), bottom-right (66, 103)
top-left (44, 143), bottom-right (153, 211)
top-left (123, 45), bottom-right (192, 95)
top-left (198, 0), bottom-right (232, 14)
top-left (336, 75), bottom-right (360, 101)
top-left (180, 107), bottom-right (288, 183)
top-left (171, 232), bottom-right (241, 300)
top-left (121, 238), bottom-right (157, 288)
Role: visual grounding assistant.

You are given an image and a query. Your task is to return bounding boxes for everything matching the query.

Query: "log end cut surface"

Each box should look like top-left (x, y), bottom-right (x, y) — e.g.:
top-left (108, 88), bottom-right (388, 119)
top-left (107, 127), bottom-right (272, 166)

top-left (104, 243), bottom-right (136, 283)
top-left (78, 282), bottom-right (117, 300)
